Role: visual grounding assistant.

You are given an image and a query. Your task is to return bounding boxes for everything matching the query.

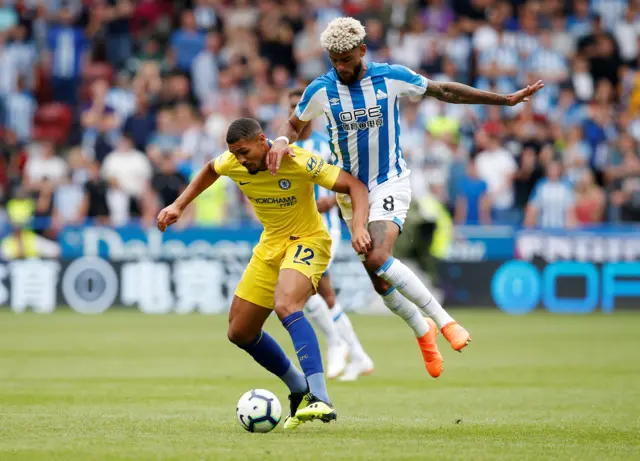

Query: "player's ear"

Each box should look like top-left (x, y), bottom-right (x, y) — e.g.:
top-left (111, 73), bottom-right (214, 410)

top-left (359, 43), bottom-right (366, 57)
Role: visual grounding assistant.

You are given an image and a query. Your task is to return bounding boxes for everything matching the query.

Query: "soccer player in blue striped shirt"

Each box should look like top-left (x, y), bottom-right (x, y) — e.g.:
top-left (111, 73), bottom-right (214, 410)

top-left (288, 88), bottom-right (374, 382)
top-left (269, 17), bottom-right (544, 378)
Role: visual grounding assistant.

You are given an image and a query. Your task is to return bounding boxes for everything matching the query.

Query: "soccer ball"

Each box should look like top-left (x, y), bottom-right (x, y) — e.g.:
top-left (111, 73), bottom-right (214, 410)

top-left (236, 389), bottom-right (282, 433)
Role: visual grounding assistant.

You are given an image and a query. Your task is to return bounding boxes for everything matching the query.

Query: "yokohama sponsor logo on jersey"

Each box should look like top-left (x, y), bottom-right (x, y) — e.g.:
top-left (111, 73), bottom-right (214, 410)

top-left (252, 196), bottom-right (298, 207)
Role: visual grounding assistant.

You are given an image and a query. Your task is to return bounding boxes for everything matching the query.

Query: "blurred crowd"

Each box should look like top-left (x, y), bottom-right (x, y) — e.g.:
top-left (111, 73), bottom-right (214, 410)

top-left (1, 0), bottom-right (640, 236)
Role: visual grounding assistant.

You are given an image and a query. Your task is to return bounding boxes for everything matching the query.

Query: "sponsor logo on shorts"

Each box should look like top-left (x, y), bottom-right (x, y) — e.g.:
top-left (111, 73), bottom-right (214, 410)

top-left (252, 196), bottom-right (298, 208)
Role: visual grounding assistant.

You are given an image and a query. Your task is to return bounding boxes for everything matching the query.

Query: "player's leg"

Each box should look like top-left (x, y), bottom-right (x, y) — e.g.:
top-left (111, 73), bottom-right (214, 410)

top-left (274, 268), bottom-right (336, 424)
top-left (317, 273), bottom-right (374, 382)
top-left (227, 295), bottom-right (308, 395)
top-left (361, 176), bottom-right (470, 352)
top-left (361, 261), bottom-right (442, 378)
top-left (364, 219), bottom-right (470, 352)
top-left (305, 228), bottom-right (348, 379)
top-left (230, 256), bottom-right (309, 395)
top-left (305, 291), bottom-right (347, 379)
top-left (277, 237), bottom-right (337, 425)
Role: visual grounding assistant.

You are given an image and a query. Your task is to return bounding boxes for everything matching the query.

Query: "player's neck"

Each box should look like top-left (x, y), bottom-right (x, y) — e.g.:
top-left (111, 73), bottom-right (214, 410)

top-left (357, 62), bottom-right (368, 81)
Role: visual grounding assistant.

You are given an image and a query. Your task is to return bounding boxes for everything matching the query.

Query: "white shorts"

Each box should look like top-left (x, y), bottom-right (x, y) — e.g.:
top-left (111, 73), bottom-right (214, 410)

top-left (337, 170), bottom-right (412, 233)
top-left (323, 228), bottom-right (342, 276)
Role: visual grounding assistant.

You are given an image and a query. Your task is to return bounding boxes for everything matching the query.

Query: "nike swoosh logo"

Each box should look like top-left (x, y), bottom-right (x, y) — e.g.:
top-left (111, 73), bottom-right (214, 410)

top-left (295, 345), bottom-right (307, 354)
top-left (239, 181), bottom-right (251, 185)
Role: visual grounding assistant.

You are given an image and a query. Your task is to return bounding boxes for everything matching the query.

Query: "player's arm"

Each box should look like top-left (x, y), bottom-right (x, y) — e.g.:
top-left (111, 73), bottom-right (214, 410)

top-left (425, 79), bottom-right (544, 106)
top-left (317, 195), bottom-right (337, 213)
top-left (267, 83), bottom-right (323, 174)
top-left (267, 113), bottom-right (308, 175)
top-left (157, 160), bottom-right (220, 231)
top-left (328, 170), bottom-right (371, 255)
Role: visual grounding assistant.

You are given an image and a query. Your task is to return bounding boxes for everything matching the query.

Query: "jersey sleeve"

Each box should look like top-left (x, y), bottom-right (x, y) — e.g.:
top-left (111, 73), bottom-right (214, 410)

top-left (387, 64), bottom-right (430, 98)
top-left (212, 152), bottom-right (231, 176)
top-left (294, 80), bottom-right (326, 121)
top-left (293, 148), bottom-right (340, 191)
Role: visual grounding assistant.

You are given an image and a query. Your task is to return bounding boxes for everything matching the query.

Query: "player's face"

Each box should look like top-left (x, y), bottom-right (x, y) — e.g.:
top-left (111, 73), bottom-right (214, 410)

top-left (329, 44), bottom-right (366, 85)
top-left (229, 133), bottom-right (269, 175)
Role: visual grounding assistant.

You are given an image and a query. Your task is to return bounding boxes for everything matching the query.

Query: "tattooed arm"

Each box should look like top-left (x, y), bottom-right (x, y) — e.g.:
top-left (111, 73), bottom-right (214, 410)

top-left (425, 80), bottom-right (544, 106)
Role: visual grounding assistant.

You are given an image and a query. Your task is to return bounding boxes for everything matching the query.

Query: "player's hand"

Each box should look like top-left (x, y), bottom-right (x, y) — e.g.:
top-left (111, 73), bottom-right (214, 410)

top-left (505, 80), bottom-right (544, 106)
top-left (266, 139), bottom-right (295, 176)
top-left (157, 203), bottom-right (183, 232)
top-left (351, 226), bottom-right (372, 255)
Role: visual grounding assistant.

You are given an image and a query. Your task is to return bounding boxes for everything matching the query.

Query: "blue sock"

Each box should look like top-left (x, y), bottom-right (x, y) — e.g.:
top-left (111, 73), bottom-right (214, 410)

top-left (239, 331), bottom-right (308, 394)
top-left (282, 311), bottom-right (330, 403)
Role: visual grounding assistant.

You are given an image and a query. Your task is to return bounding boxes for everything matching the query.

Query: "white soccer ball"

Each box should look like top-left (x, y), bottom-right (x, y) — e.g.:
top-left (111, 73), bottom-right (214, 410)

top-left (236, 389), bottom-right (282, 433)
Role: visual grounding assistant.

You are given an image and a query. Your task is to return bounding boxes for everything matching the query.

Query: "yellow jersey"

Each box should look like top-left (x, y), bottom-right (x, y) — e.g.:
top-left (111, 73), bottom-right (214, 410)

top-left (213, 145), bottom-right (341, 262)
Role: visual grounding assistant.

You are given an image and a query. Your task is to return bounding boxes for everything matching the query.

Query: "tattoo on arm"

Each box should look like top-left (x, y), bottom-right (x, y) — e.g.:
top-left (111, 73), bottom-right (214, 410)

top-left (425, 81), bottom-right (509, 105)
top-left (368, 221), bottom-right (388, 249)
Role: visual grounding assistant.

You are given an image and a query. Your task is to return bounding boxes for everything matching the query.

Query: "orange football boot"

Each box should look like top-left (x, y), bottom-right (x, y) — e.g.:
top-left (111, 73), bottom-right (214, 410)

top-left (441, 322), bottom-right (471, 352)
top-left (417, 318), bottom-right (443, 378)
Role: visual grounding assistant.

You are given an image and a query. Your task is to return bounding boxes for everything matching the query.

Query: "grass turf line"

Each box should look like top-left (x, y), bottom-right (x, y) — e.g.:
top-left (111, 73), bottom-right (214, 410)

top-left (1, 309), bottom-right (639, 461)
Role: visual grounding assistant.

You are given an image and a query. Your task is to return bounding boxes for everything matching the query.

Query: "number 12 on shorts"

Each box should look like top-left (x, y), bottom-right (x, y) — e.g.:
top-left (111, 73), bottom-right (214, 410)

top-left (293, 245), bottom-right (315, 265)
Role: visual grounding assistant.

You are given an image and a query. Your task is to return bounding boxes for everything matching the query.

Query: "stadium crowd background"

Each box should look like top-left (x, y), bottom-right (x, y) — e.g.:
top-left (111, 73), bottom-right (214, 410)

top-left (1, 0), bottom-right (639, 242)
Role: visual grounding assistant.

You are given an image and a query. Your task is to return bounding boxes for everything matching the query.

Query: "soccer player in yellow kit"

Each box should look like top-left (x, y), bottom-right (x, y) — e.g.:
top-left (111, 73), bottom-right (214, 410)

top-left (157, 118), bottom-right (371, 429)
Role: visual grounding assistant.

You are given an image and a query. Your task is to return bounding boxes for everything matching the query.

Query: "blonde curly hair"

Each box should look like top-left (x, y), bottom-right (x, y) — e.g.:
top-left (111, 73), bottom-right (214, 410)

top-left (320, 17), bottom-right (366, 54)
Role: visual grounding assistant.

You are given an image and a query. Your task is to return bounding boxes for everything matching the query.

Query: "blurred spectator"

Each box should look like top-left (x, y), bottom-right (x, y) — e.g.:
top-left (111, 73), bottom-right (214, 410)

top-left (524, 161), bottom-right (576, 229)
top-left (571, 56), bottom-right (594, 102)
top-left (192, 31), bottom-right (221, 105)
top-left (174, 103), bottom-right (217, 178)
top-left (423, 0), bottom-right (455, 34)
top-left (294, 15), bottom-right (327, 83)
top-left (147, 108), bottom-right (181, 164)
top-left (455, 157), bottom-right (491, 225)
top-left (106, 72), bottom-right (137, 124)
top-left (194, 0), bottom-right (220, 32)
top-left (122, 92), bottom-right (156, 152)
top-left (1, 187), bottom-right (60, 260)
top-left (151, 156), bottom-right (188, 212)
top-left (0, 0), bottom-right (638, 239)
top-left (80, 79), bottom-right (119, 162)
top-left (562, 124), bottom-right (591, 185)
top-left (606, 132), bottom-right (640, 222)
top-left (47, 13), bottom-right (87, 105)
top-left (104, 0), bottom-right (134, 70)
top-left (513, 146), bottom-right (544, 217)
top-left (475, 129), bottom-right (518, 224)
top-left (614, 6), bottom-right (639, 65)
top-left (23, 142), bottom-right (67, 191)
top-left (574, 169), bottom-right (605, 225)
top-left (81, 160), bottom-right (111, 225)
top-left (170, 9), bottom-right (205, 73)
top-left (51, 171), bottom-right (84, 232)
top-left (4, 76), bottom-right (36, 144)
top-left (100, 133), bottom-right (152, 222)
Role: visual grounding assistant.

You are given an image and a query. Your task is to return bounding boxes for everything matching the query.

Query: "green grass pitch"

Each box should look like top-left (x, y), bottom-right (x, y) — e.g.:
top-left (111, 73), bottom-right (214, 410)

top-left (1, 309), bottom-right (639, 461)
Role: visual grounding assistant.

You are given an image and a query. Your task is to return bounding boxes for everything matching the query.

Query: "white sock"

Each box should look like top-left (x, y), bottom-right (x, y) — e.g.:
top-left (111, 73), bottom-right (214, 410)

top-left (377, 257), bottom-right (454, 329)
top-left (381, 287), bottom-right (429, 337)
top-left (305, 294), bottom-right (343, 347)
top-left (331, 303), bottom-right (368, 362)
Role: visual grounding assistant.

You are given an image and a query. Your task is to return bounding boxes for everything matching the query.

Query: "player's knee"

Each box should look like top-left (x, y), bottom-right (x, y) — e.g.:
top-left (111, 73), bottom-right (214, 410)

top-left (323, 291), bottom-right (336, 309)
top-left (227, 325), bottom-right (255, 347)
top-left (364, 248), bottom-right (391, 273)
top-left (273, 301), bottom-right (302, 321)
top-left (371, 277), bottom-right (393, 295)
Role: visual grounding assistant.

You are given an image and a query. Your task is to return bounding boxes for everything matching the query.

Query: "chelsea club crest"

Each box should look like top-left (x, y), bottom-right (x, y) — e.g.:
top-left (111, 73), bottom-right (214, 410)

top-left (279, 179), bottom-right (291, 190)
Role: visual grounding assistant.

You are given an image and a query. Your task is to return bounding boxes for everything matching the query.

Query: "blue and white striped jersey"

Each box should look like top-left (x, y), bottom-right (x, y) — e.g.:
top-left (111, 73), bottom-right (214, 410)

top-left (294, 131), bottom-right (341, 234)
top-left (294, 62), bottom-right (429, 190)
top-left (530, 179), bottom-right (575, 229)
